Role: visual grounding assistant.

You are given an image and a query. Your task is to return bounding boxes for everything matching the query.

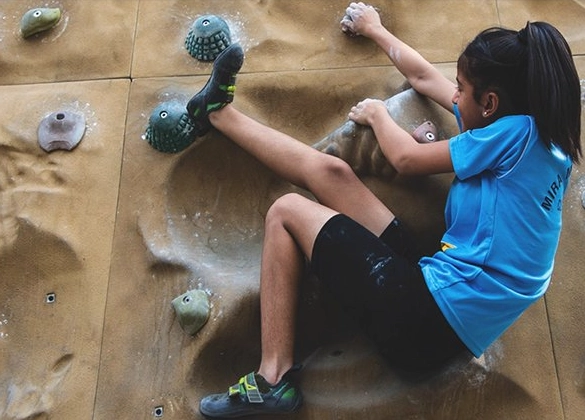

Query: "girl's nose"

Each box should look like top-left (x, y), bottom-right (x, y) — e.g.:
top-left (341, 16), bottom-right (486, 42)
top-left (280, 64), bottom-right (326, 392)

top-left (451, 89), bottom-right (459, 104)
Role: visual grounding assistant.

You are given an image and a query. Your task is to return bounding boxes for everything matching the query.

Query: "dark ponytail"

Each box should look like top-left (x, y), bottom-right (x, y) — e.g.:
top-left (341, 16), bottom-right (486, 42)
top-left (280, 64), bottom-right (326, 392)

top-left (459, 22), bottom-right (582, 163)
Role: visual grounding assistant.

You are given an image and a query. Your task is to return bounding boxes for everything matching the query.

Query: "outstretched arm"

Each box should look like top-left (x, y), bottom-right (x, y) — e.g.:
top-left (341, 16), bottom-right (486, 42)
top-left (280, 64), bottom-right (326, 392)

top-left (348, 98), bottom-right (454, 175)
top-left (341, 2), bottom-right (456, 112)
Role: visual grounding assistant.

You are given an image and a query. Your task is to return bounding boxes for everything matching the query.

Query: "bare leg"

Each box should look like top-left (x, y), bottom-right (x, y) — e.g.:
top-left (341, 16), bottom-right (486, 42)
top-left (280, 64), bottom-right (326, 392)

top-left (208, 106), bottom-right (395, 384)
top-left (191, 49), bottom-right (395, 391)
top-left (209, 105), bottom-right (395, 236)
top-left (256, 193), bottom-right (338, 385)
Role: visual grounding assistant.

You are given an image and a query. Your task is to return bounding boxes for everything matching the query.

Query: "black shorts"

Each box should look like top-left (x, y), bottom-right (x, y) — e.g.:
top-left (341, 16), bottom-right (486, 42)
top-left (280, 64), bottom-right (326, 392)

top-left (310, 214), bottom-right (469, 374)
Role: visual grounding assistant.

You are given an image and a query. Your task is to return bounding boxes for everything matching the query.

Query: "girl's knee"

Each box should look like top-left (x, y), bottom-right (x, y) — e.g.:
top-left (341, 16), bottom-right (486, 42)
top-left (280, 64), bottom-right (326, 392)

top-left (266, 193), bottom-right (306, 222)
top-left (311, 155), bottom-right (357, 186)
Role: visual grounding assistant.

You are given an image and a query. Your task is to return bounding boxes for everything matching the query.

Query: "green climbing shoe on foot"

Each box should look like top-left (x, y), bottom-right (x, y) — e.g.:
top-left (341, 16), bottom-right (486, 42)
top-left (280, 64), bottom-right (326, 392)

top-left (199, 370), bottom-right (302, 418)
top-left (186, 42), bottom-right (244, 135)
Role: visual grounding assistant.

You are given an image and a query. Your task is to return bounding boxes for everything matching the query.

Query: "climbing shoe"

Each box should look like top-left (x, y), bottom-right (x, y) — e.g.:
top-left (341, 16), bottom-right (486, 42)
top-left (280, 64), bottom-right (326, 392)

top-left (186, 42), bottom-right (244, 136)
top-left (199, 370), bottom-right (302, 418)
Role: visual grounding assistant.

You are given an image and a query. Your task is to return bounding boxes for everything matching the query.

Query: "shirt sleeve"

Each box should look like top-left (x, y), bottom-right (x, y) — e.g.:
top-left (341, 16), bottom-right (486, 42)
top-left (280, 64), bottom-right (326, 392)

top-left (450, 116), bottom-right (534, 180)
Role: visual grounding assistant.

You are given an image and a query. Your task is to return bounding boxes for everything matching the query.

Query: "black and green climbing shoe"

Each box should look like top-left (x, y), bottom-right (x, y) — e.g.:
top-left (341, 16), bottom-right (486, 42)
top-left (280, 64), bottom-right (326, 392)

top-left (199, 370), bottom-right (302, 418)
top-left (186, 42), bottom-right (244, 135)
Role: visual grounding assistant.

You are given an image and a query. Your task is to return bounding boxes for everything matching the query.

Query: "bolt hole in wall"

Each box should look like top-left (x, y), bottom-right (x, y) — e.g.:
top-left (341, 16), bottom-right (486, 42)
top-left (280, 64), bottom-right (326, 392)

top-left (153, 405), bottom-right (164, 417)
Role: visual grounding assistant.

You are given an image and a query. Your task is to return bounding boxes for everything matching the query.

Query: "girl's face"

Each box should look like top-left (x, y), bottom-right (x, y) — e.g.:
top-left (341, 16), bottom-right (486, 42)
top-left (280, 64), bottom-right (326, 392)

top-left (452, 72), bottom-right (487, 132)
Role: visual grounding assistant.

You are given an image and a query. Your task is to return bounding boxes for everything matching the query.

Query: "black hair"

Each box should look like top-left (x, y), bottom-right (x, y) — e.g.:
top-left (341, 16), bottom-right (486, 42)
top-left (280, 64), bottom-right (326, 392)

top-left (458, 22), bottom-right (582, 163)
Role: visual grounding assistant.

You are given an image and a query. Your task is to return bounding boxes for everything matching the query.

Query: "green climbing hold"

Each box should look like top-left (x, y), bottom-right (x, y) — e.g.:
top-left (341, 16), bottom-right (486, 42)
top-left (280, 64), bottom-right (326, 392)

top-left (20, 8), bottom-right (62, 38)
top-left (185, 15), bottom-right (232, 61)
top-left (171, 289), bottom-right (210, 335)
top-left (144, 100), bottom-right (199, 153)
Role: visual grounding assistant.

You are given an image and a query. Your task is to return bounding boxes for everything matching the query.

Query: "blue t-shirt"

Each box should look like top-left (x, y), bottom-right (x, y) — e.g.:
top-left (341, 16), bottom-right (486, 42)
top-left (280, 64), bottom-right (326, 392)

top-left (419, 115), bottom-right (572, 357)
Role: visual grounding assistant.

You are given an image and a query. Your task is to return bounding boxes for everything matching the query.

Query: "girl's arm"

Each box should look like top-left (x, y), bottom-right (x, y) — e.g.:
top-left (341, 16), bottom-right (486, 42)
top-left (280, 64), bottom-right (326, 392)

top-left (342, 2), bottom-right (456, 112)
top-left (348, 98), bottom-right (454, 175)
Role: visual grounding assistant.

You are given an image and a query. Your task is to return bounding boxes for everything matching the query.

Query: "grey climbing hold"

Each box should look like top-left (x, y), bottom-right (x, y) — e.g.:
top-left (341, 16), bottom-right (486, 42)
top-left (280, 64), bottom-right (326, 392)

top-left (185, 15), bottom-right (231, 61)
top-left (37, 110), bottom-right (86, 152)
top-left (171, 289), bottom-right (210, 335)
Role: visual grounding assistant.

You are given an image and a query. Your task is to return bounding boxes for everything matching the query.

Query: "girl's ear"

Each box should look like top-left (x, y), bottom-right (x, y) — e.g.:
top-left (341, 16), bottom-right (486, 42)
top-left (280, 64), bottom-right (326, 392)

top-left (482, 91), bottom-right (500, 118)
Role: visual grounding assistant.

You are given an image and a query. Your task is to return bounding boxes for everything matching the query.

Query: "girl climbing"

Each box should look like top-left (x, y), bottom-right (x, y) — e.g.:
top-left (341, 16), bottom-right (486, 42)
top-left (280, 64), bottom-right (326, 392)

top-left (187, 2), bottom-right (581, 417)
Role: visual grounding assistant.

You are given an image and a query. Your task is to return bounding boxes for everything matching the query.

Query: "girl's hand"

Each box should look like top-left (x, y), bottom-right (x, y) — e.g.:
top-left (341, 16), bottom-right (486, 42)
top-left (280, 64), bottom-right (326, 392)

top-left (348, 98), bottom-right (388, 126)
top-left (340, 2), bottom-right (383, 38)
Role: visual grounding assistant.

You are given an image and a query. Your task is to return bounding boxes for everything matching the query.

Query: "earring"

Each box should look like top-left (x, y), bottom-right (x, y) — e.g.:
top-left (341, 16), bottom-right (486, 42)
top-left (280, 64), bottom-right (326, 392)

top-left (483, 111), bottom-right (488, 117)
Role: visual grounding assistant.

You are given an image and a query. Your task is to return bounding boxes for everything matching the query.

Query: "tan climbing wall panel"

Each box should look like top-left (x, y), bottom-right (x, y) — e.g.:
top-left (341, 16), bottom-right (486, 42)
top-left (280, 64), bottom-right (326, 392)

top-left (0, 79), bottom-right (129, 418)
top-left (131, 0), bottom-right (501, 78)
top-left (0, 0), bottom-right (138, 85)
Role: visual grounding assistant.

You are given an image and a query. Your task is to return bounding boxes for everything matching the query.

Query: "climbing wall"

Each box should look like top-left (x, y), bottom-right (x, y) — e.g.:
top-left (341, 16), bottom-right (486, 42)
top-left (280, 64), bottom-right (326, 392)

top-left (1, 1), bottom-right (585, 419)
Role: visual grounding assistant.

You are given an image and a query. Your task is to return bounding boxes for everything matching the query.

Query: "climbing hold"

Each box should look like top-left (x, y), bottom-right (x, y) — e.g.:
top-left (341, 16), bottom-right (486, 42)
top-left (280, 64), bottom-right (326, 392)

top-left (37, 110), bottom-right (86, 152)
top-left (144, 100), bottom-right (200, 153)
top-left (412, 121), bottom-right (438, 143)
top-left (185, 15), bottom-right (231, 61)
top-left (171, 289), bottom-right (210, 335)
top-left (20, 8), bottom-right (62, 38)
top-left (340, 12), bottom-right (357, 37)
